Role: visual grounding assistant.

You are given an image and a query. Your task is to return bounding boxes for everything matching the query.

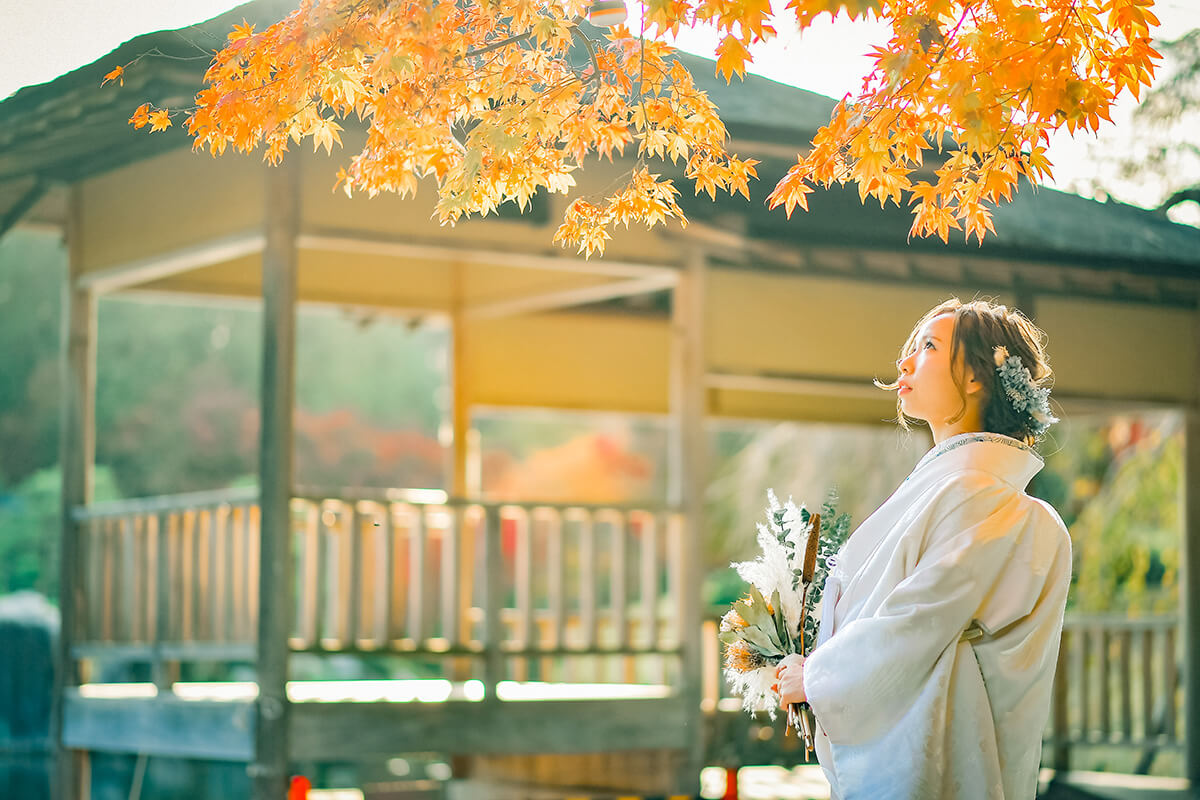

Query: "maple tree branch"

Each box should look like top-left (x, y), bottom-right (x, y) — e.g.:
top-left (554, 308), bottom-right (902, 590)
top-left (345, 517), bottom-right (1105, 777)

top-left (464, 31), bottom-right (535, 59)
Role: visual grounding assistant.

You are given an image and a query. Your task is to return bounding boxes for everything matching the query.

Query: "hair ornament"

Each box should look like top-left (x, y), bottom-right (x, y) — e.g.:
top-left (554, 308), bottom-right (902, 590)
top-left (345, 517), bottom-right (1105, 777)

top-left (992, 345), bottom-right (1059, 436)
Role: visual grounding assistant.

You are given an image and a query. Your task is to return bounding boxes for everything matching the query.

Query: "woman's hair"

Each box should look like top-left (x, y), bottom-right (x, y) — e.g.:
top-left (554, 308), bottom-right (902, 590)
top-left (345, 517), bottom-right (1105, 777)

top-left (874, 297), bottom-right (1056, 446)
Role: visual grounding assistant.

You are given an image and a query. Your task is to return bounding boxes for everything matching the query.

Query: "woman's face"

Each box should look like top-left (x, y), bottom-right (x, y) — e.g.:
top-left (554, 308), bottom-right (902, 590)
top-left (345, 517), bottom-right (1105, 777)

top-left (895, 313), bottom-right (981, 425)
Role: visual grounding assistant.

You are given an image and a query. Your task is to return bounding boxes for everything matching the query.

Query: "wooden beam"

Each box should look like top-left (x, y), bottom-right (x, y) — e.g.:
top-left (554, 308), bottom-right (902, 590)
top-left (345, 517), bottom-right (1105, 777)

top-left (297, 229), bottom-right (676, 279)
top-left (63, 693), bottom-right (254, 761)
top-left (251, 158), bottom-right (300, 800)
top-left (707, 370), bottom-right (887, 401)
top-left (465, 273), bottom-right (677, 320)
top-left (53, 184), bottom-right (95, 800)
top-left (706, 369), bottom-right (1187, 413)
top-left (289, 698), bottom-right (691, 760)
top-left (668, 248), bottom-right (707, 795)
top-left (76, 230), bottom-right (264, 294)
top-left (665, 227), bottom-right (1200, 309)
top-left (0, 176), bottom-right (50, 239)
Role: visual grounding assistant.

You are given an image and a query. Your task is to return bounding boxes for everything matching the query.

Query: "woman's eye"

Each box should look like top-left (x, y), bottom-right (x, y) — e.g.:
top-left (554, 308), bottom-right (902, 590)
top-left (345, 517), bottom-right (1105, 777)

top-left (923, 340), bottom-right (934, 349)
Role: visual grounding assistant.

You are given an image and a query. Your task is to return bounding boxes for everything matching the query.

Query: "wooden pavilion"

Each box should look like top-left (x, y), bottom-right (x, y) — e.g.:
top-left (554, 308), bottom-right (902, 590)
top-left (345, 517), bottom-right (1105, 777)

top-left (3, 1), bottom-right (1200, 798)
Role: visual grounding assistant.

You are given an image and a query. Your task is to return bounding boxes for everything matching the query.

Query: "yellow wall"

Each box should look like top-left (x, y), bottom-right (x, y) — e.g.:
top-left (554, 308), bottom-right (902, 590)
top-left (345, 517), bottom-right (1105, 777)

top-left (707, 268), bottom-right (1016, 384)
top-left (463, 312), bottom-right (670, 413)
top-left (1036, 296), bottom-right (1195, 403)
top-left (711, 388), bottom-right (899, 425)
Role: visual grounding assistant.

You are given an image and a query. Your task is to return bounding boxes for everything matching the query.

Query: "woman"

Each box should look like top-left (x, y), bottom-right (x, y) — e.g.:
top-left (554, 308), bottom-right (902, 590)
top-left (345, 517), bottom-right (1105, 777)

top-left (774, 297), bottom-right (1072, 799)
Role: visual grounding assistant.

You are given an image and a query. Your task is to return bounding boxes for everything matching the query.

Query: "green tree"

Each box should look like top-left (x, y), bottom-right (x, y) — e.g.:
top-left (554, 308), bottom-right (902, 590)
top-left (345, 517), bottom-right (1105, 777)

top-left (0, 231), bottom-right (65, 485)
top-left (1100, 27), bottom-right (1200, 223)
top-left (0, 465), bottom-right (121, 599)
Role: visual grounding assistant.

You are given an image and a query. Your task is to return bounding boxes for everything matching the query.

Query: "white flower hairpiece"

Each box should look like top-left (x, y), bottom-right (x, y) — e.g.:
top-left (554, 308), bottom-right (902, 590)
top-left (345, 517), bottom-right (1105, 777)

top-left (992, 345), bottom-right (1059, 436)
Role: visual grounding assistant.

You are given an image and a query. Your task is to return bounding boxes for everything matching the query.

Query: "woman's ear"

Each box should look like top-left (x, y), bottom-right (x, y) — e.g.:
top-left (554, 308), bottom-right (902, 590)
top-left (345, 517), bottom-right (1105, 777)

top-left (964, 363), bottom-right (984, 396)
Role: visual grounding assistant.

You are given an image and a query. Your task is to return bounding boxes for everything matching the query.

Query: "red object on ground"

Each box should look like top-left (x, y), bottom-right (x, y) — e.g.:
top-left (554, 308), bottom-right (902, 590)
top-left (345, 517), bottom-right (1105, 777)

top-left (723, 766), bottom-right (739, 800)
top-left (288, 775), bottom-right (311, 800)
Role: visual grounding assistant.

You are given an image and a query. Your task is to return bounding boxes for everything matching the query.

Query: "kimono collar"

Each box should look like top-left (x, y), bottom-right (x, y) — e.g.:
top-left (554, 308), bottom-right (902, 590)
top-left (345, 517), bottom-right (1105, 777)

top-left (906, 431), bottom-right (1045, 492)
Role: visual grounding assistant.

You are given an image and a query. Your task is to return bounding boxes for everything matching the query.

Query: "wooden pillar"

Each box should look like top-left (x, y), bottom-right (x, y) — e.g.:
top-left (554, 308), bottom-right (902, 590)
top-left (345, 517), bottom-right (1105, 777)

top-left (250, 156), bottom-right (300, 800)
top-left (53, 185), bottom-right (95, 800)
top-left (1183, 403), bottom-right (1200, 789)
top-left (450, 261), bottom-right (474, 499)
top-left (449, 262), bottom-right (477, 781)
top-left (669, 249), bottom-right (706, 794)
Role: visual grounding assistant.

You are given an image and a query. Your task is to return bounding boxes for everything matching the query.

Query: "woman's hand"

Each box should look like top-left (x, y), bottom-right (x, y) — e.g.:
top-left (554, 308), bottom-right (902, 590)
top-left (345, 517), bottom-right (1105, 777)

top-left (773, 653), bottom-right (807, 707)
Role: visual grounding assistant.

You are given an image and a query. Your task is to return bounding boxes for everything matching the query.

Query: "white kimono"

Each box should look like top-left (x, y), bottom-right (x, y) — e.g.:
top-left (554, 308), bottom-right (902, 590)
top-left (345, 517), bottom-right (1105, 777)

top-left (803, 431), bottom-right (1072, 800)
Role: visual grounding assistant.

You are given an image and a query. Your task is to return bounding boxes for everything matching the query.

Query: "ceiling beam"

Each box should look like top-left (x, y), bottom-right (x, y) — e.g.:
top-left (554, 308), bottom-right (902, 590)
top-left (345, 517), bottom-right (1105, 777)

top-left (297, 228), bottom-right (678, 279)
top-left (707, 368), bottom-right (1186, 414)
top-left (77, 230), bottom-right (264, 294)
top-left (465, 273), bottom-right (678, 321)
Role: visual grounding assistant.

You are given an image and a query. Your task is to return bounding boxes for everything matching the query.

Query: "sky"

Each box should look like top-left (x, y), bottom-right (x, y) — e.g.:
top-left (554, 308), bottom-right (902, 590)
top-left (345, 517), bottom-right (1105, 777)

top-left (1, 0), bottom-right (1197, 218)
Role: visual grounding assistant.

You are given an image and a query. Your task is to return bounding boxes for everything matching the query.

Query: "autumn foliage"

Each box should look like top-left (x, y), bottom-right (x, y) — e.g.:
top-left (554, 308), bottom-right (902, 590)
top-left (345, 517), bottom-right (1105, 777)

top-left (115, 0), bottom-right (1160, 253)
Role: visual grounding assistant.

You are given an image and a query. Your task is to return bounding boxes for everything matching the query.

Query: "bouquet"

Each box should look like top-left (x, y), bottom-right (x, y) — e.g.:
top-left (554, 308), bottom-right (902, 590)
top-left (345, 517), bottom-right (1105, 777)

top-left (719, 488), bottom-right (852, 756)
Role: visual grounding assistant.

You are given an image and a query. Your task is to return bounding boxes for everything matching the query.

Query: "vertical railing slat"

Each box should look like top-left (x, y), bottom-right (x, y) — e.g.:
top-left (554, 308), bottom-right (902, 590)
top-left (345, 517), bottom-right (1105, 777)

top-left (1052, 627), bottom-right (1070, 772)
top-left (1142, 627), bottom-right (1155, 741)
top-left (441, 506), bottom-right (460, 647)
top-left (348, 504), bottom-right (364, 647)
top-left (248, 504), bottom-right (261, 641)
top-left (337, 502), bottom-right (353, 647)
top-left (408, 506), bottom-right (426, 645)
top-left (667, 512), bottom-right (685, 650)
top-left (195, 509), bottom-right (211, 642)
top-left (1164, 626), bottom-right (1178, 742)
top-left (386, 505), bottom-right (404, 644)
top-left (120, 516), bottom-right (135, 643)
top-left (231, 505), bottom-right (246, 642)
top-left (547, 509), bottom-right (566, 650)
top-left (1079, 626), bottom-right (1091, 742)
top-left (1099, 626), bottom-right (1111, 738)
top-left (515, 509), bottom-right (534, 651)
top-left (1119, 628), bottom-right (1133, 743)
top-left (639, 511), bottom-right (659, 651)
top-left (297, 502), bottom-right (318, 647)
top-left (317, 503), bottom-right (334, 646)
top-left (223, 504), bottom-right (237, 642)
top-left (179, 511), bottom-right (194, 642)
top-left (212, 505), bottom-right (228, 643)
top-left (134, 515), bottom-right (147, 642)
top-left (368, 504), bottom-right (388, 647)
top-left (578, 510), bottom-right (597, 650)
top-left (483, 505), bottom-right (505, 696)
top-left (609, 511), bottom-right (628, 652)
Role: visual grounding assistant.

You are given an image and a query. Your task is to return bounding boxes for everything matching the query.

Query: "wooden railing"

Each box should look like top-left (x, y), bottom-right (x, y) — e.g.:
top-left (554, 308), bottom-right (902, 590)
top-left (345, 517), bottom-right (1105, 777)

top-left (1048, 616), bottom-right (1182, 772)
top-left (72, 488), bottom-right (686, 687)
top-left (699, 611), bottom-right (1184, 771)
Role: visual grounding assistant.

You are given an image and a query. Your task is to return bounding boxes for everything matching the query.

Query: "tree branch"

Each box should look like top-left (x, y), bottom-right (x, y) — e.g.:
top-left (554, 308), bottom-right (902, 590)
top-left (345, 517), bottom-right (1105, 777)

top-left (1157, 186), bottom-right (1200, 215)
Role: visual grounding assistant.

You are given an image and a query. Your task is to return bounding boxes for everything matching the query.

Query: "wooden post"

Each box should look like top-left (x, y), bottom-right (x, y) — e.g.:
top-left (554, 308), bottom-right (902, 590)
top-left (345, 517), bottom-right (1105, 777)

top-left (669, 249), bottom-right (705, 794)
top-left (451, 260), bottom-right (471, 500)
top-left (251, 155), bottom-right (300, 800)
top-left (449, 262), bottom-right (476, 781)
top-left (53, 184), bottom-right (95, 800)
top-left (1183, 403), bottom-right (1200, 786)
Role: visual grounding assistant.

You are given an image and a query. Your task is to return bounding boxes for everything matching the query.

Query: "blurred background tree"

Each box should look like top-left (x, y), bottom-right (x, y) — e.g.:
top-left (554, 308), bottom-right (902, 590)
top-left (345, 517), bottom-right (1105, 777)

top-left (1119, 28), bottom-right (1200, 222)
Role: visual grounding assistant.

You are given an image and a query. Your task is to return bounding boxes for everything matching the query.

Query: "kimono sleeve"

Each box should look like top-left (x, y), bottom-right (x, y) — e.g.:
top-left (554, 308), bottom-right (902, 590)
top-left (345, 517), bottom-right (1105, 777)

top-left (801, 469), bottom-right (1039, 746)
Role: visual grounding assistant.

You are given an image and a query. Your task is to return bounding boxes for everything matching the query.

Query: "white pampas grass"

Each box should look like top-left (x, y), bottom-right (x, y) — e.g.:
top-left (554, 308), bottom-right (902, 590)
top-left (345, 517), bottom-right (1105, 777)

top-left (727, 664), bottom-right (782, 719)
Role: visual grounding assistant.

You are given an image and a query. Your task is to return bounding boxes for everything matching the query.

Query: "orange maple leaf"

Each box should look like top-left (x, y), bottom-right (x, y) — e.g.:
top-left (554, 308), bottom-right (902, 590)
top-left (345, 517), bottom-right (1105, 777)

top-left (715, 35), bottom-right (750, 82)
top-left (102, 65), bottom-right (124, 87)
top-left (147, 109), bottom-right (173, 132)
